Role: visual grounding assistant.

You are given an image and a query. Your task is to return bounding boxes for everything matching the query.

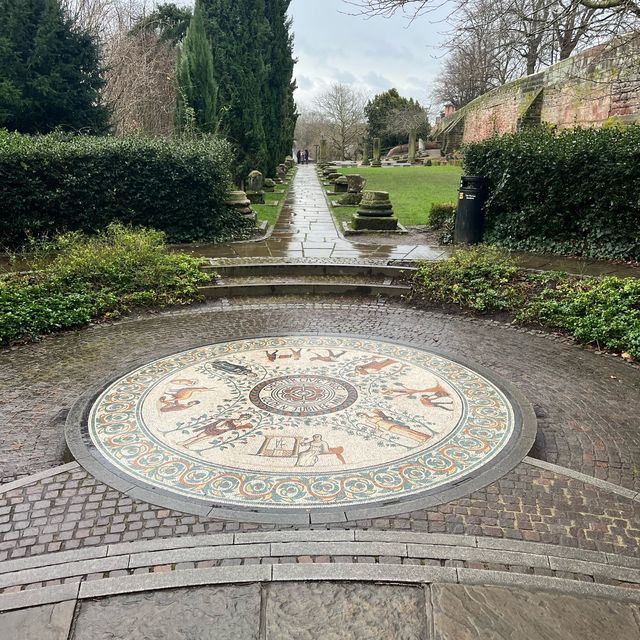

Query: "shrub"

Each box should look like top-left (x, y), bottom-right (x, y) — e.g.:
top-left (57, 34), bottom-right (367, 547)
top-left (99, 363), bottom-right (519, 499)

top-left (413, 247), bottom-right (523, 312)
top-left (518, 276), bottom-right (640, 357)
top-left (463, 127), bottom-right (640, 260)
top-left (0, 224), bottom-right (210, 344)
top-left (429, 202), bottom-right (456, 229)
top-left (0, 132), bottom-right (248, 248)
top-left (412, 248), bottom-right (640, 359)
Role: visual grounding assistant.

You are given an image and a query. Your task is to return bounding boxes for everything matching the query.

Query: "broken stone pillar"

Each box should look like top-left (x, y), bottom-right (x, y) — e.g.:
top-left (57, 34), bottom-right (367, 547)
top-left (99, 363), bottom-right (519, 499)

top-left (225, 191), bottom-right (256, 224)
top-left (362, 140), bottom-right (370, 166)
top-left (284, 155), bottom-right (295, 171)
top-left (276, 164), bottom-right (287, 183)
top-left (352, 190), bottom-right (398, 230)
top-left (246, 170), bottom-right (265, 204)
top-left (263, 178), bottom-right (276, 192)
top-left (334, 175), bottom-right (349, 193)
top-left (346, 174), bottom-right (366, 193)
top-left (320, 138), bottom-right (328, 163)
top-left (372, 138), bottom-right (382, 167)
top-left (408, 131), bottom-right (417, 164)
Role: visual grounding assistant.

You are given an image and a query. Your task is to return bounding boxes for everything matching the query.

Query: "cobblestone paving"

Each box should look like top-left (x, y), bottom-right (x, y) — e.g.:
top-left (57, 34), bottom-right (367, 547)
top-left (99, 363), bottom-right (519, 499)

top-left (0, 458), bottom-right (637, 565)
top-left (2, 299), bottom-right (638, 491)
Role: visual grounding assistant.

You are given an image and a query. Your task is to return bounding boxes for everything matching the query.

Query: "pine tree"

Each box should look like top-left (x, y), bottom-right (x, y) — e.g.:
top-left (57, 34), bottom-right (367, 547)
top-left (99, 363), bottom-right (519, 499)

top-left (175, 1), bottom-right (219, 135)
top-left (0, 0), bottom-right (109, 134)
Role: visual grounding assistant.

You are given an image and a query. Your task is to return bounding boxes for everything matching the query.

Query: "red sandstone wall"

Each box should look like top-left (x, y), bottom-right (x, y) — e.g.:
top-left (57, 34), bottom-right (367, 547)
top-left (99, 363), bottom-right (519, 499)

top-left (435, 40), bottom-right (640, 147)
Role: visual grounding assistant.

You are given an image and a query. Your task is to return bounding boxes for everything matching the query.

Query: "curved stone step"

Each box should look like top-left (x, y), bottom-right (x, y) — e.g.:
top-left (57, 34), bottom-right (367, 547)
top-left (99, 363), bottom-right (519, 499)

top-left (202, 261), bottom-right (416, 279)
top-left (198, 280), bottom-right (410, 299)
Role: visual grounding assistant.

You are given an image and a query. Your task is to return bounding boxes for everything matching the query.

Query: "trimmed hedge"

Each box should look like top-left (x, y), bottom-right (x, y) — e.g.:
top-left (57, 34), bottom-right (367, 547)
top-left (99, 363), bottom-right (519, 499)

top-left (463, 127), bottom-right (640, 260)
top-left (0, 132), bottom-right (243, 248)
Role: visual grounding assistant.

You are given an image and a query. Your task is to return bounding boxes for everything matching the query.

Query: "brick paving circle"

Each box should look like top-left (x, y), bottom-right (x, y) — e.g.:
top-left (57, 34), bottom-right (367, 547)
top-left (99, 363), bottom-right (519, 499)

top-left (65, 334), bottom-right (536, 521)
top-left (0, 298), bottom-right (639, 564)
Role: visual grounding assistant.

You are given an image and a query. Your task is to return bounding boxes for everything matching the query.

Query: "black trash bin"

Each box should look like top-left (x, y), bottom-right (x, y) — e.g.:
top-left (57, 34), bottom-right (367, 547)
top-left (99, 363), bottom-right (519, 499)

top-left (454, 176), bottom-right (488, 245)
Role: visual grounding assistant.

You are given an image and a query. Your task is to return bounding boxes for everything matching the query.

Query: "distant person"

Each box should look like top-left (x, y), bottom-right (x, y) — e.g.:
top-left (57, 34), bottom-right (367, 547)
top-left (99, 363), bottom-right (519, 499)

top-left (296, 149), bottom-right (302, 164)
top-left (304, 148), bottom-right (309, 164)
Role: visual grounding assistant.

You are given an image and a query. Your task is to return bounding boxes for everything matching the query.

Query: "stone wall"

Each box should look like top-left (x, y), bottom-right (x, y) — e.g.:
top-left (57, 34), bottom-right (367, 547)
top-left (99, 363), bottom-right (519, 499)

top-left (432, 38), bottom-right (640, 152)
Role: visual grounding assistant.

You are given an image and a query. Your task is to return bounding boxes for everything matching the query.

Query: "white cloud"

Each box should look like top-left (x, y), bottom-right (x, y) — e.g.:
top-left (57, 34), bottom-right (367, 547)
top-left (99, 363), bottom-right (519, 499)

top-left (290, 0), bottom-right (448, 108)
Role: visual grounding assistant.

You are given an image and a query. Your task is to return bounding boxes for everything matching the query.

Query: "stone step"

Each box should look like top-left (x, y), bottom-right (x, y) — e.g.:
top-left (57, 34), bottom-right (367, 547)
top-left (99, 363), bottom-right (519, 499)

top-left (202, 261), bottom-right (416, 279)
top-left (198, 275), bottom-right (410, 299)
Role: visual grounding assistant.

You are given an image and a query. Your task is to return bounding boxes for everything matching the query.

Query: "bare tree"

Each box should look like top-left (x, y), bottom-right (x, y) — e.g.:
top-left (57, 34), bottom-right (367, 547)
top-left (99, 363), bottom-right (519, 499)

top-left (315, 83), bottom-right (368, 160)
top-left (386, 103), bottom-right (430, 137)
top-left (345, 0), bottom-right (640, 19)
top-left (294, 107), bottom-right (330, 154)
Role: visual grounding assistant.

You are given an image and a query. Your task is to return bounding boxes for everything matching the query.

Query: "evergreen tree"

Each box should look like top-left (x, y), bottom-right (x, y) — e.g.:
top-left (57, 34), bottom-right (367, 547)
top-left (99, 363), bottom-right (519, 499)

top-left (132, 3), bottom-right (193, 46)
top-left (202, 0), bottom-right (269, 181)
top-left (202, 0), bottom-right (296, 181)
top-left (175, 1), bottom-right (219, 135)
top-left (0, 0), bottom-right (109, 134)
top-left (365, 89), bottom-right (429, 150)
top-left (262, 0), bottom-right (297, 176)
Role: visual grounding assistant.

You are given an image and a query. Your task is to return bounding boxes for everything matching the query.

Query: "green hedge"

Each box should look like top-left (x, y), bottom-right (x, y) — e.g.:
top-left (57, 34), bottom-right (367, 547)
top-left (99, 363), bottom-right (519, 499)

top-left (463, 127), bottom-right (640, 260)
top-left (0, 132), bottom-right (243, 248)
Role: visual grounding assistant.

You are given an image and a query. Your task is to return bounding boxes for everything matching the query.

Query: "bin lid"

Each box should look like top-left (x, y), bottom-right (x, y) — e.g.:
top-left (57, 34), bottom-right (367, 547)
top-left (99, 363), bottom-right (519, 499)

top-left (460, 175), bottom-right (487, 190)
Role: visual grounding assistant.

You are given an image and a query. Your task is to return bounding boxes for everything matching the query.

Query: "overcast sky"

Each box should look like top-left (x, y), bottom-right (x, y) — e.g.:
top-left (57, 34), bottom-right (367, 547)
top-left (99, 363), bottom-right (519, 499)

top-left (289, 0), bottom-right (449, 109)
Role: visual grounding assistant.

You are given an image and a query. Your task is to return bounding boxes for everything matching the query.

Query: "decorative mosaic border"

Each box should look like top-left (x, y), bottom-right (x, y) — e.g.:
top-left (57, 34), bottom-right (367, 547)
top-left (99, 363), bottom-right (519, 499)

top-left (65, 333), bottom-right (538, 523)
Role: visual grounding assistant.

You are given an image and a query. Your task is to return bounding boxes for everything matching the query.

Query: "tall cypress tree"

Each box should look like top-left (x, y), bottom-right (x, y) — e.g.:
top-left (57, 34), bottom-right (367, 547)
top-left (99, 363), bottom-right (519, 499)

top-left (261, 0), bottom-right (297, 176)
top-left (175, 1), bottom-right (219, 135)
top-left (202, 0), bottom-right (269, 182)
top-left (0, 0), bottom-right (109, 134)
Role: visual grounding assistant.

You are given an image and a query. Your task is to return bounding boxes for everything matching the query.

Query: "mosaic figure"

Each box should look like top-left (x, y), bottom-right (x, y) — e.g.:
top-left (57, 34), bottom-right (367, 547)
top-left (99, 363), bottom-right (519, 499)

top-left (180, 413), bottom-right (253, 449)
top-left (382, 382), bottom-right (454, 412)
top-left (205, 361), bottom-right (256, 377)
top-left (158, 380), bottom-right (210, 413)
top-left (296, 435), bottom-right (346, 467)
top-left (265, 349), bottom-right (303, 362)
top-left (359, 410), bottom-right (432, 444)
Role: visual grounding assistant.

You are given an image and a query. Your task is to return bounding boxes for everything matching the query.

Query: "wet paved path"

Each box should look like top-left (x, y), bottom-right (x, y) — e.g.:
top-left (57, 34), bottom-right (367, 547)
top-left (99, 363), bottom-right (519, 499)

top-left (194, 164), bottom-right (449, 262)
top-left (186, 163), bottom-right (640, 279)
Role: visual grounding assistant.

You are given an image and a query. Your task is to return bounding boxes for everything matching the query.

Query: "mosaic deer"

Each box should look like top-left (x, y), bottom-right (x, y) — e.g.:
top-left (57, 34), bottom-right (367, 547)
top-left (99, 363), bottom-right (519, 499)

top-left (382, 382), bottom-right (454, 411)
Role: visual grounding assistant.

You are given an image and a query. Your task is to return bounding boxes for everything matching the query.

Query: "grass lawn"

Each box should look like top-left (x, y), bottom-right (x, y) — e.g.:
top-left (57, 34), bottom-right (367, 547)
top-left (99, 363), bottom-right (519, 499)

top-left (252, 190), bottom-right (285, 227)
top-left (252, 170), bottom-right (296, 227)
top-left (332, 166), bottom-right (462, 227)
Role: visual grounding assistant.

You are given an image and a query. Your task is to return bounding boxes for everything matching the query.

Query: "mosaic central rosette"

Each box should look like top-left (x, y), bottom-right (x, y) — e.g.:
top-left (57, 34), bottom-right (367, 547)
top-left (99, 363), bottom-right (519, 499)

top-left (88, 336), bottom-right (516, 509)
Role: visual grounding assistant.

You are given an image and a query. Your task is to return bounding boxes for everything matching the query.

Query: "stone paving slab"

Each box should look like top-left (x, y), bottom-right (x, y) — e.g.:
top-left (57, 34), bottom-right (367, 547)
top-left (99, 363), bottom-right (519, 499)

top-left (73, 585), bottom-right (262, 640)
top-left (2, 581), bottom-right (639, 640)
top-left (0, 601), bottom-right (76, 640)
top-left (264, 582), bottom-right (426, 640)
top-left (431, 583), bottom-right (640, 640)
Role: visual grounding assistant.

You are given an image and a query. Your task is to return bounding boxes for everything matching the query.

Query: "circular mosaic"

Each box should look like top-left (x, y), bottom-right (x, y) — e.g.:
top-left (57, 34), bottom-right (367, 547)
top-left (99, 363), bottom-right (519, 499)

top-left (249, 375), bottom-right (358, 417)
top-left (77, 336), bottom-right (534, 515)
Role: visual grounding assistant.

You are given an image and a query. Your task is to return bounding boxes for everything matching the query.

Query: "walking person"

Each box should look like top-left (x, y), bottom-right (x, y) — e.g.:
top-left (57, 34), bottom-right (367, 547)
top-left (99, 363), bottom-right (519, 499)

top-left (296, 149), bottom-right (302, 164)
top-left (304, 148), bottom-right (309, 164)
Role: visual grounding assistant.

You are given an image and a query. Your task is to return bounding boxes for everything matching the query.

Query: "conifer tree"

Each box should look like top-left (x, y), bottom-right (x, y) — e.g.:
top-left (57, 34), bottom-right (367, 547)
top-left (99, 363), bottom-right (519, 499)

top-left (202, 0), bottom-right (296, 181)
top-left (175, 1), bottom-right (219, 135)
top-left (0, 0), bottom-right (109, 134)
top-left (262, 0), bottom-right (297, 176)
